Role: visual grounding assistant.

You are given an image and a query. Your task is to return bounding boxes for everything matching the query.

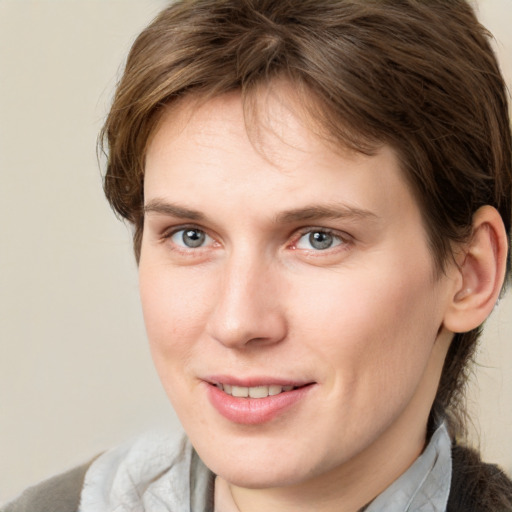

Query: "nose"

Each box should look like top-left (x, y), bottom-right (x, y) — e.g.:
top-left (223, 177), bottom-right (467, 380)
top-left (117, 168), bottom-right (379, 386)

top-left (205, 253), bottom-right (287, 349)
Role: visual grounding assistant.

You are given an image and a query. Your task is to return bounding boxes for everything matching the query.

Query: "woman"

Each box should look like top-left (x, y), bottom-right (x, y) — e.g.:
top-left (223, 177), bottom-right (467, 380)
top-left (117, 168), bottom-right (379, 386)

top-left (4, 1), bottom-right (512, 511)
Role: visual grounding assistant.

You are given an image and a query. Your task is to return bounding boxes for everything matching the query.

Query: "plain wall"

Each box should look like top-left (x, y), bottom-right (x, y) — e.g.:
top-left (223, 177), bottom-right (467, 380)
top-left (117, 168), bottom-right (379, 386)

top-left (0, 0), bottom-right (511, 504)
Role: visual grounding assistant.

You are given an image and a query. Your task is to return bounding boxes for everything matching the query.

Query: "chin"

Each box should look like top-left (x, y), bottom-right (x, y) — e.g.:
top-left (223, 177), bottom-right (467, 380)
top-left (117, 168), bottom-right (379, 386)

top-left (193, 434), bottom-right (329, 489)
top-left (212, 460), bottom-right (310, 489)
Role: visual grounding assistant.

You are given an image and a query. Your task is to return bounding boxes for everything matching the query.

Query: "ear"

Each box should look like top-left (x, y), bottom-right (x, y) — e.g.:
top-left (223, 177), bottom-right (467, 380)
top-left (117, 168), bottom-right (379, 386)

top-left (443, 205), bottom-right (508, 333)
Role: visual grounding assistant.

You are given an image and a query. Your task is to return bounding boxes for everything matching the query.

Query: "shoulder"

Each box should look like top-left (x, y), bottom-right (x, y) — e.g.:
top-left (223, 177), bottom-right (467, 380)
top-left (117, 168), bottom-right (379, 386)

top-left (1, 429), bottom-right (212, 512)
top-left (79, 428), bottom-right (213, 512)
top-left (1, 459), bottom-right (97, 512)
top-left (448, 444), bottom-right (512, 512)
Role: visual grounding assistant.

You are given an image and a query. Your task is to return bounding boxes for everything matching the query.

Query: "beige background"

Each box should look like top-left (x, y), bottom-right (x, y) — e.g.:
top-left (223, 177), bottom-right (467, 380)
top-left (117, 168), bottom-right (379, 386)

top-left (0, 0), bottom-right (511, 504)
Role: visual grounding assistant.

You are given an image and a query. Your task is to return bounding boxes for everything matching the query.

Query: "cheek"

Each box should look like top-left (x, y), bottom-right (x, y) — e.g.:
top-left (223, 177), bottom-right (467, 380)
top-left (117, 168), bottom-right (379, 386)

top-left (139, 262), bottom-right (213, 369)
top-left (294, 260), bottom-right (442, 384)
top-left (138, 262), bottom-right (217, 424)
top-left (286, 264), bottom-right (443, 451)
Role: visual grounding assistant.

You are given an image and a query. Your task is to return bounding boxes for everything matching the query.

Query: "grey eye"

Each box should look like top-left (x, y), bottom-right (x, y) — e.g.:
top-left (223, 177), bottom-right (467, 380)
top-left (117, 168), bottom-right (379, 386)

top-left (171, 228), bottom-right (210, 248)
top-left (183, 229), bottom-right (205, 247)
top-left (309, 231), bottom-right (334, 250)
top-left (295, 230), bottom-right (343, 251)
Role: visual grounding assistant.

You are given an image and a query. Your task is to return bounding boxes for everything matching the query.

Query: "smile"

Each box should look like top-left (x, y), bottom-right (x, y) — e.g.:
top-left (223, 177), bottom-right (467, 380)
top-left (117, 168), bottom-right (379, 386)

top-left (206, 380), bottom-right (315, 424)
top-left (215, 383), bottom-right (297, 398)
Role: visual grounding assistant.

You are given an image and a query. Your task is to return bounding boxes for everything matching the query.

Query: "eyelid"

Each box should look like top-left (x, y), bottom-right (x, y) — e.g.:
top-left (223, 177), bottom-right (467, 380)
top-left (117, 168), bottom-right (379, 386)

top-left (161, 223), bottom-right (207, 239)
top-left (160, 223), bottom-right (219, 250)
top-left (157, 222), bottom-right (352, 255)
top-left (289, 227), bottom-right (353, 251)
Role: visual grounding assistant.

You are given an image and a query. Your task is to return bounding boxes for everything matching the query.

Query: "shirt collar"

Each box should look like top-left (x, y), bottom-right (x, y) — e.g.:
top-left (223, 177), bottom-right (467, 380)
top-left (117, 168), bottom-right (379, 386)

top-left (364, 422), bottom-right (452, 512)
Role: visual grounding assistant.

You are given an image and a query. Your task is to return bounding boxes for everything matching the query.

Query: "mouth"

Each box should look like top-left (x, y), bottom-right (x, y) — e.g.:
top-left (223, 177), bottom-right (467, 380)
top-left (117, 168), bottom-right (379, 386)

top-left (205, 379), bottom-right (315, 424)
top-left (214, 383), bottom-right (302, 398)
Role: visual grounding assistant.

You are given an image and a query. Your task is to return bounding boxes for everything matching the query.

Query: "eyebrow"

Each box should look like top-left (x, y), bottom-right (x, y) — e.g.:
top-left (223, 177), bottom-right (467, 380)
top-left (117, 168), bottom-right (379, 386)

top-left (144, 199), bottom-right (205, 221)
top-left (144, 199), bottom-right (378, 224)
top-left (275, 205), bottom-right (379, 224)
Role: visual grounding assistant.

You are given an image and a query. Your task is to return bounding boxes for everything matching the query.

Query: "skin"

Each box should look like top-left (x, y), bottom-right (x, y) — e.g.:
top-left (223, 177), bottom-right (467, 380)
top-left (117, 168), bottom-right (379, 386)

top-left (139, 87), bottom-right (460, 512)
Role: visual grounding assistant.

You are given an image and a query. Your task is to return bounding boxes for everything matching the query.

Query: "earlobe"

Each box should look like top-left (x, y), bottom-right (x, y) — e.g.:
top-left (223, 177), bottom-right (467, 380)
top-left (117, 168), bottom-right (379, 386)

top-left (443, 206), bottom-right (508, 333)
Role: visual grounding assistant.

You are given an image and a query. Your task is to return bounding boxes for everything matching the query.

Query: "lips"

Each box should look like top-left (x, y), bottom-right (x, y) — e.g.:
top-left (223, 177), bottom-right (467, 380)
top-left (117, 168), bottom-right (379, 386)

top-left (205, 378), bottom-right (315, 424)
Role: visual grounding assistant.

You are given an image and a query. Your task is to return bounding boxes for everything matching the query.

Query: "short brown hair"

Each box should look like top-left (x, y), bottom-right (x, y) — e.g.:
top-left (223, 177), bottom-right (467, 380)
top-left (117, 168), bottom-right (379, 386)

top-left (100, 0), bottom-right (511, 439)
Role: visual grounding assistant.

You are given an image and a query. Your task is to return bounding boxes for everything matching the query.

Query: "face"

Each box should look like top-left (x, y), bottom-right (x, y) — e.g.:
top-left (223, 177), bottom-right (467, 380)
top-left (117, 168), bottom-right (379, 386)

top-left (139, 88), bottom-right (455, 491)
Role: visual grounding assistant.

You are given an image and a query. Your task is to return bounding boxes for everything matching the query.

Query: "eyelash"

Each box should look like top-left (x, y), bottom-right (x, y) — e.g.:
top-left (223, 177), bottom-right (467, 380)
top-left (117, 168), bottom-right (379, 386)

top-left (290, 228), bottom-right (351, 253)
top-left (160, 225), bottom-right (352, 255)
top-left (161, 225), bottom-right (217, 253)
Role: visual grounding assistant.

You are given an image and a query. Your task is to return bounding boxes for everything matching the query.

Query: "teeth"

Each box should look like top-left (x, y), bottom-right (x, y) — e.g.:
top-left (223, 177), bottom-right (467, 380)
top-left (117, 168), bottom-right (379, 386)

top-left (231, 386), bottom-right (249, 397)
top-left (268, 385), bottom-right (282, 396)
top-left (249, 386), bottom-right (269, 398)
top-left (218, 384), bottom-right (297, 398)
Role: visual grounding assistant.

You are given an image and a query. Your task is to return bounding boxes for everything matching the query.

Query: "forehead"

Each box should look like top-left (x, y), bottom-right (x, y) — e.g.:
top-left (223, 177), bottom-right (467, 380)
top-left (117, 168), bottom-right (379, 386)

top-left (149, 81), bottom-right (379, 165)
top-left (145, 89), bottom-right (415, 228)
top-left (151, 87), bottom-right (408, 180)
